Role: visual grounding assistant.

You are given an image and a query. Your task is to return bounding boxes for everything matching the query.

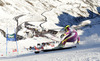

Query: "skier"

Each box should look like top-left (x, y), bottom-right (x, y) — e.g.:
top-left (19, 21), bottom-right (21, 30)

top-left (60, 25), bottom-right (80, 46)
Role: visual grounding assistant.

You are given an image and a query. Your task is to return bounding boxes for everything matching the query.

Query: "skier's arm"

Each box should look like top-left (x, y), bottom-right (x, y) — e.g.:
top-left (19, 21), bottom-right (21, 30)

top-left (64, 30), bottom-right (71, 36)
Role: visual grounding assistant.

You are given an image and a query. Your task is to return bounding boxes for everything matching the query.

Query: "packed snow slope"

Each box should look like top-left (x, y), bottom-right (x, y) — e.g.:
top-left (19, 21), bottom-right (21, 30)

top-left (0, 0), bottom-right (100, 61)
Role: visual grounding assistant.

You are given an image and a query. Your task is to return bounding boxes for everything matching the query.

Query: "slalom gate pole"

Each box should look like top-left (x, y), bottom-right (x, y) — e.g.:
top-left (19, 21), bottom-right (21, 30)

top-left (6, 28), bottom-right (8, 56)
top-left (16, 41), bottom-right (19, 54)
top-left (15, 28), bottom-right (19, 54)
top-left (6, 39), bottom-right (8, 56)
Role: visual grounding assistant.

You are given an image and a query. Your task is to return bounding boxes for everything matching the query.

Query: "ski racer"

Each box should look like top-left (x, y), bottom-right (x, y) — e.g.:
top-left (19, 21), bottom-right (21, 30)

top-left (60, 25), bottom-right (80, 46)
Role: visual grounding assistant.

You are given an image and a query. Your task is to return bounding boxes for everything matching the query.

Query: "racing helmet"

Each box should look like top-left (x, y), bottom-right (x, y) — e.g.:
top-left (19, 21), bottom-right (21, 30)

top-left (64, 25), bottom-right (70, 30)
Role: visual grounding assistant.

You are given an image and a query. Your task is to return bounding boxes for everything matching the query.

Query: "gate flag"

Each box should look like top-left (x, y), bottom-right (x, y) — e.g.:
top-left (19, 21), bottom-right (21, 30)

top-left (6, 28), bottom-right (19, 56)
top-left (7, 34), bottom-right (16, 41)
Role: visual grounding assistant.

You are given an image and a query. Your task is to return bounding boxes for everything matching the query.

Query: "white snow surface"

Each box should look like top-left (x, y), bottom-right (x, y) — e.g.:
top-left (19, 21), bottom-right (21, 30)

top-left (0, 0), bottom-right (100, 61)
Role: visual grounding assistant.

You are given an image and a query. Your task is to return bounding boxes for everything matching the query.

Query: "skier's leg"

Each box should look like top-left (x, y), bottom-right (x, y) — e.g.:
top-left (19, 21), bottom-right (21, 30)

top-left (77, 36), bottom-right (80, 44)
